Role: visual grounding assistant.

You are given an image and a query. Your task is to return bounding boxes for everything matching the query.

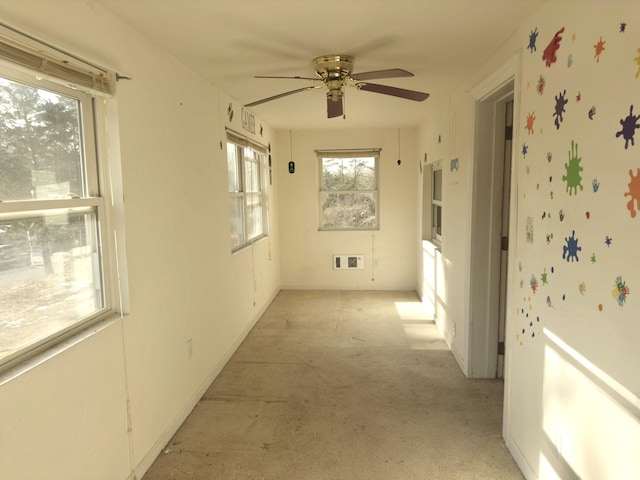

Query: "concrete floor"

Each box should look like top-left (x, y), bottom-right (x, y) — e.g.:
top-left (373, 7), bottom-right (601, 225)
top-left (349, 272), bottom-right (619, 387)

top-left (143, 290), bottom-right (523, 480)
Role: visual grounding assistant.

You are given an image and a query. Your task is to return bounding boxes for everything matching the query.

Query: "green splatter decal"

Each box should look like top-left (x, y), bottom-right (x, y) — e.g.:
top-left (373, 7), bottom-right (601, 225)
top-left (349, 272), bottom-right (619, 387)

top-left (563, 140), bottom-right (584, 195)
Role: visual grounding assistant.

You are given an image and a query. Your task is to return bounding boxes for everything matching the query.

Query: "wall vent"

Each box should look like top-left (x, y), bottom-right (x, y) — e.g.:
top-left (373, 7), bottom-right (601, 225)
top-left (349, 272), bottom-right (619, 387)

top-left (333, 255), bottom-right (364, 270)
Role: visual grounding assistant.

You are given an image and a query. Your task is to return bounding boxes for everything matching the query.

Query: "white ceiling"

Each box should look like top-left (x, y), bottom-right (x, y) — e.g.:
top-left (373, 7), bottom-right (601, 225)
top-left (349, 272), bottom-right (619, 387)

top-left (98, 0), bottom-right (546, 130)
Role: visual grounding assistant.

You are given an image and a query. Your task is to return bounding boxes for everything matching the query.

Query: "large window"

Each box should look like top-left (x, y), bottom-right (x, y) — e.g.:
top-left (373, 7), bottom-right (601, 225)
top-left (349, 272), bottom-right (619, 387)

top-left (0, 63), bottom-right (115, 367)
top-left (318, 150), bottom-right (379, 230)
top-left (227, 132), bottom-right (269, 251)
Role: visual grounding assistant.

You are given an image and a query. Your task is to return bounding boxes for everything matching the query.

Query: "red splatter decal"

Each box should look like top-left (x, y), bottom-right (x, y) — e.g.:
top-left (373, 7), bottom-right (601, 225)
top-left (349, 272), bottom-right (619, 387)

top-left (525, 112), bottom-right (536, 134)
top-left (543, 27), bottom-right (565, 67)
top-left (594, 37), bottom-right (606, 62)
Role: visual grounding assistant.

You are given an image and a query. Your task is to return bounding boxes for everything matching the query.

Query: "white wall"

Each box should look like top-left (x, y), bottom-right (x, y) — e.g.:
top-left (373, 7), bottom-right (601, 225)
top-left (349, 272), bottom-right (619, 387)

top-left (278, 128), bottom-right (418, 290)
top-left (419, 1), bottom-right (640, 479)
top-left (0, 2), bottom-right (280, 479)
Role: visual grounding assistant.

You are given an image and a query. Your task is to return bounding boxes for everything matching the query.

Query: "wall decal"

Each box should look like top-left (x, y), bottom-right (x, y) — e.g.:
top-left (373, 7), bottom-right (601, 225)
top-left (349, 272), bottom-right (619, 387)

top-left (559, 209), bottom-right (565, 221)
top-left (543, 27), bottom-right (565, 67)
top-left (624, 168), bottom-right (640, 217)
top-left (547, 296), bottom-right (553, 307)
top-left (591, 253), bottom-right (597, 263)
top-left (589, 106), bottom-right (596, 119)
top-left (227, 103), bottom-right (234, 122)
top-left (562, 230), bottom-right (582, 262)
top-left (594, 37), bottom-right (606, 62)
top-left (546, 233), bottom-right (553, 244)
top-left (528, 28), bottom-right (539, 52)
top-left (522, 143), bottom-right (529, 157)
top-left (592, 178), bottom-right (600, 192)
top-left (526, 112), bottom-right (536, 134)
top-left (635, 48), bottom-right (640, 78)
top-left (579, 282), bottom-right (587, 295)
top-left (553, 90), bottom-right (569, 129)
top-left (563, 140), bottom-right (584, 195)
top-left (576, 91), bottom-right (581, 102)
top-left (598, 303), bottom-right (604, 312)
top-left (605, 235), bottom-right (613, 247)
top-left (620, 22), bottom-right (627, 33)
top-left (531, 274), bottom-right (539, 293)
top-left (541, 268), bottom-right (549, 285)
top-left (567, 53), bottom-right (574, 68)
top-left (586, 211), bottom-right (591, 219)
top-left (526, 217), bottom-right (534, 243)
top-left (547, 151), bottom-right (553, 162)
top-left (537, 75), bottom-right (546, 95)
top-left (615, 105), bottom-right (639, 149)
top-left (612, 276), bottom-right (630, 306)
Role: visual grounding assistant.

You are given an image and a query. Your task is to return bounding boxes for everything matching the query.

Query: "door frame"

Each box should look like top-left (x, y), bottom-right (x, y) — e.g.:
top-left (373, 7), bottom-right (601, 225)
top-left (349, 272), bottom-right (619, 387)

top-left (467, 56), bottom-right (519, 379)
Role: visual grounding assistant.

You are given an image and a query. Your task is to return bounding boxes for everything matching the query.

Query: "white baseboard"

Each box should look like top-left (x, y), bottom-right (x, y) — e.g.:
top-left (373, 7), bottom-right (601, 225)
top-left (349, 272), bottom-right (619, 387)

top-left (129, 288), bottom-right (280, 480)
top-left (505, 434), bottom-right (536, 480)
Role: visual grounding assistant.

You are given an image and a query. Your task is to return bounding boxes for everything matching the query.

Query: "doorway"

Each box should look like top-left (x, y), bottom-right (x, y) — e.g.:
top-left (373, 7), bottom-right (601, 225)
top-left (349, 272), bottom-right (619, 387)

top-left (468, 74), bottom-right (515, 379)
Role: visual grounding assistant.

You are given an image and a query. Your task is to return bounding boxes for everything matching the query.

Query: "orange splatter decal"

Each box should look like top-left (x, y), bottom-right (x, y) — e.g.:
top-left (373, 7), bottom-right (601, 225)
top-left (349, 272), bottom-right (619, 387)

top-left (525, 112), bottom-right (536, 134)
top-left (624, 168), bottom-right (640, 218)
top-left (594, 37), bottom-right (606, 62)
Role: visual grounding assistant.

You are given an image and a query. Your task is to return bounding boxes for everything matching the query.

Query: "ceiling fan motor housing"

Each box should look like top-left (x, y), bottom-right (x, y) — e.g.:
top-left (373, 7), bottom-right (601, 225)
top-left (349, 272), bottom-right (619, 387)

top-left (314, 54), bottom-right (354, 100)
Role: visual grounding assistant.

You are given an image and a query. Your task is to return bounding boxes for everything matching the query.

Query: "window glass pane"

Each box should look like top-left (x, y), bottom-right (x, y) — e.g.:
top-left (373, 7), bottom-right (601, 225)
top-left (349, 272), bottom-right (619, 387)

top-left (433, 169), bottom-right (442, 201)
top-left (245, 192), bottom-right (262, 240)
top-left (0, 209), bottom-right (103, 362)
top-left (433, 204), bottom-right (442, 236)
top-left (227, 143), bottom-right (241, 192)
top-left (322, 157), bottom-right (376, 191)
top-left (321, 192), bottom-right (377, 229)
top-left (229, 196), bottom-right (245, 248)
top-left (0, 76), bottom-right (85, 201)
top-left (245, 153), bottom-right (260, 193)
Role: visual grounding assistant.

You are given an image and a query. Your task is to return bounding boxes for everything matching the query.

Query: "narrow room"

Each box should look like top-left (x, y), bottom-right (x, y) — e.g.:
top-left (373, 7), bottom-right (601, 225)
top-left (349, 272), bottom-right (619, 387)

top-left (0, 1), bottom-right (638, 479)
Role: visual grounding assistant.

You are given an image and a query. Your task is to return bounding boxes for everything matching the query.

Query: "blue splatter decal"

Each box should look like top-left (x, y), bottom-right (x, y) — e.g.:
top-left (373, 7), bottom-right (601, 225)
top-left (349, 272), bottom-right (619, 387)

top-left (562, 230), bottom-right (582, 262)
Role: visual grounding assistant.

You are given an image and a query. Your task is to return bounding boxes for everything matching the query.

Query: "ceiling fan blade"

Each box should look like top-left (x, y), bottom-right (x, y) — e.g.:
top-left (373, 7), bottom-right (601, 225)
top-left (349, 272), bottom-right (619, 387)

top-left (358, 82), bottom-right (429, 102)
top-left (327, 96), bottom-right (343, 118)
top-left (350, 69), bottom-right (413, 81)
top-left (245, 85), bottom-right (321, 107)
top-left (255, 75), bottom-right (319, 81)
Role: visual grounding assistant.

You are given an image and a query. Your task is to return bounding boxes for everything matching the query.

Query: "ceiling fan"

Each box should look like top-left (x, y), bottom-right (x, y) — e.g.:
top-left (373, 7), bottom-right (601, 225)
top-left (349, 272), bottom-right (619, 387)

top-left (245, 54), bottom-right (429, 119)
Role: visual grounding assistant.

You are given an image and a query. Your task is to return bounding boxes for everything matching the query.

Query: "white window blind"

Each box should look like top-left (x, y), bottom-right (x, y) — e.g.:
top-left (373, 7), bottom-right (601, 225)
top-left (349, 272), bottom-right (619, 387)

top-left (0, 23), bottom-right (116, 96)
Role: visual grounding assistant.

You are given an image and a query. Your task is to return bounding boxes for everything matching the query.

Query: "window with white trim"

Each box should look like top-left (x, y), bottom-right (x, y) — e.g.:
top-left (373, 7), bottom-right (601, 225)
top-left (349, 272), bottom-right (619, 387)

top-left (0, 27), bottom-right (119, 368)
top-left (318, 150), bottom-right (379, 230)
top-left (431, 163), bottom-right (443, 243)
top-left (226, 132), bottom-right (269, 251)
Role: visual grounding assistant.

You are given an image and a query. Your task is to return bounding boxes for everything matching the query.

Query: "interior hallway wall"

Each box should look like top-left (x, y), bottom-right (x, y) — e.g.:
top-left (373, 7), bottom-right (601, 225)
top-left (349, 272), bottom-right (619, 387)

top-left (278, 128), bottom-right (418, 291)
top-left (419, 2), bottom-right (640, 479)
top-left (0, 2), bottom-right (281, 479)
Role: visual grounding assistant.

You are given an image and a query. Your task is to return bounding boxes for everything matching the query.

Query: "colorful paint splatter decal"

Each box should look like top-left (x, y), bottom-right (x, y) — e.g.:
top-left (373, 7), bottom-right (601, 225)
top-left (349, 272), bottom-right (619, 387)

top-left (579, 283), bottom-right (586, 295)
top-left (593, 37), bottom-right (606, 62)
top-left (616, 105), bottom-right (640, 149)
top-left (543, 27), bottom-right (565, 67)
top-left (530, 274), bottom-right (539, 293)
top-left (553, 90), bottom-right (569, 129)
top-left (624, 168), bottom-right (640, 218)
top-left (605, 235), bottom-right (613, 247)
top-left (592, 178), bottom-right (600, 192)
top-left (537, 75), bottom-right (546, 95)
top-left (528, 28), bottom-right (539, 52)
top-left (562, 230), bottom-right (582, 262)
top-left (525, 112), bottom-right (536, 134)
top-left (612, 276), bottom-right (630, 306)
top-left (563, 141), bottom-right (584, 195)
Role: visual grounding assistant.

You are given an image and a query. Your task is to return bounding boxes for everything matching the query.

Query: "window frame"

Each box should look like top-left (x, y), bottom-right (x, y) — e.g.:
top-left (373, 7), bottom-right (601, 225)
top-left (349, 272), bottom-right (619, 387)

top-left (317, 149), bottom-right (380, 231)
top-left (226, 131), bottom-right (269, 252)
top-left (0, 61), bottom-right (119, 370)
top-left (431, 162), bottom-right (443, 244)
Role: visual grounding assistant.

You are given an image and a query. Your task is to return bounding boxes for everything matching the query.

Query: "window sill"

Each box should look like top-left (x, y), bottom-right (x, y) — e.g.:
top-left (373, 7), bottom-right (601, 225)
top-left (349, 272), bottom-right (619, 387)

top-left (0, 312), bottom-right (123, 386)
